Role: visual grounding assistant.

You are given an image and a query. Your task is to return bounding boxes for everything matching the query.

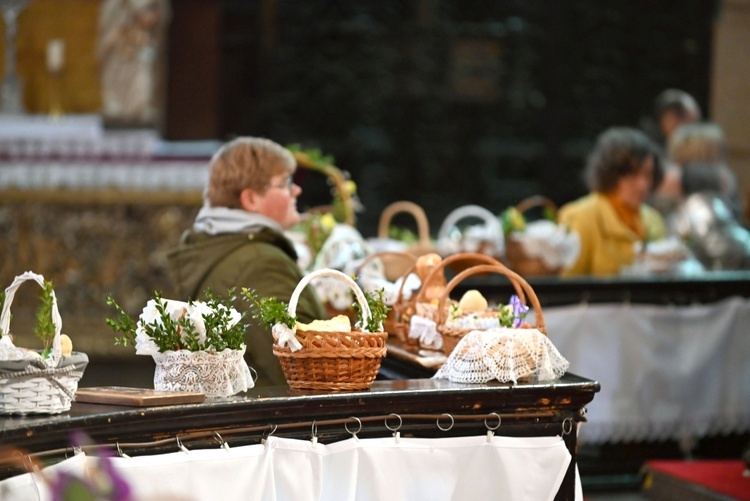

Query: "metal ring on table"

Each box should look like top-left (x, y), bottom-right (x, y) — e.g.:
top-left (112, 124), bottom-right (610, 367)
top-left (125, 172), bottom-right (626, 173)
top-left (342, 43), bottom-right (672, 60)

top-left (436, 413), bottom-right (454, 432)
top-left (345, 416), bottom-right (363, 437)
top-left (562, 417), bottom-right (573, 436)
top-left (484, 412), bottom-right (501, 431)
top-left (385, 413), bottom-right (403, 432)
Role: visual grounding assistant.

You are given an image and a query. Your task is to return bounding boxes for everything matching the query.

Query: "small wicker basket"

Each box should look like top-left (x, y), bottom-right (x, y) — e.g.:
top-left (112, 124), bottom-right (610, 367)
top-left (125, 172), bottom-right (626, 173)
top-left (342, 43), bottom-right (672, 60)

top-left (0, 271), bottom-right (88, 415)
top-left (436, 263), bottom-right (546, 356)
top-left (504, 196), bottom-right (561, 276)
top-left (273, 269), bottom-right (387, 391)
top-left (372, 201), bottom-right (433, 281)
top-left (354, 251), bottom-right (417, 343)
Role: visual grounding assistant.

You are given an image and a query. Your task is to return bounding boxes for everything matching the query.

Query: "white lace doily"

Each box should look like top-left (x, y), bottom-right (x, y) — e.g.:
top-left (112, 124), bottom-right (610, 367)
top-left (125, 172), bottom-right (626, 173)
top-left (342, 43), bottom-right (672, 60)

top-left (152, 348), bottom-right (254, 398)
top-left (434, 328), bottom-right (569, 384)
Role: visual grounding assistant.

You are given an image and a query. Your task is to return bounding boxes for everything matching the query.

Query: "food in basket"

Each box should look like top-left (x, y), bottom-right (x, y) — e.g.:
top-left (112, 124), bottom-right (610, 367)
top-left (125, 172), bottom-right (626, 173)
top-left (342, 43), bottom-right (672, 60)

top-left (60, 334), bottom-right (73, 356)
top-left (457, 290), bottom-right (488, 313)
top-left (296, 315), bottom-right (352, 332)
top-left (1, 271), bottom-right (89, 415)
top-left (244, 269), bottom-right (388, 391)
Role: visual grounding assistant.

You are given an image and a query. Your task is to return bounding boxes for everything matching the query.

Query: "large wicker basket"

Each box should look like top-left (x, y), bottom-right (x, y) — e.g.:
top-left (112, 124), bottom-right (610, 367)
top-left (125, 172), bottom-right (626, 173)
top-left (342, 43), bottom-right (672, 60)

top-left (354, 251), bottom-right (417, 343)
top-left (0, 271), bottom-right (88, 415)
top-left (436, 263), bottom-right (546, 356)
top-left (504, 196), bottom-right (562, 276)
top-left (273, 269), bottom-right (387, 391)
top-left (371, 201), bottom-right (433, 281)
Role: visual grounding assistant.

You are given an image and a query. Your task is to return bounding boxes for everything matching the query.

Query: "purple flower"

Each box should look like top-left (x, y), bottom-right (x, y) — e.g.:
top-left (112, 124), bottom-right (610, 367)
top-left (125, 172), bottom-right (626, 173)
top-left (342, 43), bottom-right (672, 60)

top-left (510, 295), bottom-right (529, 328)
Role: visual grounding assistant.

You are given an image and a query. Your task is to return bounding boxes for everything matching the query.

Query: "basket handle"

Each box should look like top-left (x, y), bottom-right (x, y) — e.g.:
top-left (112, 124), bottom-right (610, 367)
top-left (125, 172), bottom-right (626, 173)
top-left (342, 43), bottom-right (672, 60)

top-left (290, 268), bottom-right (373, 330)
top-left (353, 251), bottom-right (418, 279)
top-left (1, 271), bottom-right (63, 364)
top-left (515, 196), bottom-right (558, 217)
top-left (377, 201), bottom-right (431, 247)
top-left (437, 205), bottom-right (502, 242)
top-left (412, 252), bottom-right (526, 305)
top-left (436, 263), bottom-right (545, 334)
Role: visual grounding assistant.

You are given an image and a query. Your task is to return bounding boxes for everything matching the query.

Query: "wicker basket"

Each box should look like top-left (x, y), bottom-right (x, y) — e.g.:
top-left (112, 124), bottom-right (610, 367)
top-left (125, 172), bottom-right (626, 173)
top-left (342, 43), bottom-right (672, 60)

top-left (371, 201), bottom-right (433, 281)
top-left (354, 251), bottom-right (417, 343)
top-left (436, 263), bottom-right (546, 356)
top-left (273, 269), bottom-right (387, 391)
top-left (504, 196), bottom-right (561, 276)
top-left (436, 205), bottom-right (504, 274)
top-left (0, 271), bottom-right (88, 415)
top-left (403, 252), bottom-right (509, 348)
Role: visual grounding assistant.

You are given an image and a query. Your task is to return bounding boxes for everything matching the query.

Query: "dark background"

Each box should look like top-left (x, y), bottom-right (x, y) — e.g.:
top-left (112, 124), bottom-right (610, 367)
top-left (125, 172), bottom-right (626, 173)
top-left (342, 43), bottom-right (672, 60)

top-left (165, 0), bottom-right (718, 238)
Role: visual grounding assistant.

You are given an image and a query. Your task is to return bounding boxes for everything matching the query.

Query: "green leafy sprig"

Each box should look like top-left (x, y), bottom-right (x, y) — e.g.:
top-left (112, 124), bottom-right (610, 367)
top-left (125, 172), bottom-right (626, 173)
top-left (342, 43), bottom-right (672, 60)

top-left (35, 280), bottom-right (56, 357)
top-left (353, 288), bottom-right (390, 333)
top-left (106, 289), bottom-right (248, 353)
top-left (241, 288), bottom-right (297, 329)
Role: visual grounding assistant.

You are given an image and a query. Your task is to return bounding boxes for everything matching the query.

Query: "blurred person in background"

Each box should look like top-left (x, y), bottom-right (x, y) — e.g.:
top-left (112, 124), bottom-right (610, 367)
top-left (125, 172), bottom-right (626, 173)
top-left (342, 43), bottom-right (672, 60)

top-left (167, 137), bottom-right (327, 388)
top-left (559, 127), bottom-right (666, 276)
top-left (639, 88), bottom-right (702, 150)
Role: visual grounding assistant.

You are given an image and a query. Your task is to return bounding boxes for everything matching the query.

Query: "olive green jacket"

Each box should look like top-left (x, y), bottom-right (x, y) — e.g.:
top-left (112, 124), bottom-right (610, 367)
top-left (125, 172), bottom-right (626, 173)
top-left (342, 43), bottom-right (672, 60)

top-left (166, 227), bottom-right (327, 389)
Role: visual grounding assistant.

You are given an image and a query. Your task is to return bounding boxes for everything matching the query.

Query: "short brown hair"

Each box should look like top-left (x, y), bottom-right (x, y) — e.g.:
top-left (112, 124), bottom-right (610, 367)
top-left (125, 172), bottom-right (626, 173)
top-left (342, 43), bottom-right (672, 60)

top-left (585, 127), bottom-right (661, 193)
top-left (204, 137), bottom-right (296, 208)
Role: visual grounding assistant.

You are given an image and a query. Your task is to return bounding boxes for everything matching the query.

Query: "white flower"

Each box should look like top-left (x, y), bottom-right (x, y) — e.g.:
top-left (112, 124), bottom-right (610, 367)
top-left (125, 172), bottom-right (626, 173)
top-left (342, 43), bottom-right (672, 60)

top-left (185, 301), bottom-right (213, 345)
top-left (134, 329), bottom-right (160, 355)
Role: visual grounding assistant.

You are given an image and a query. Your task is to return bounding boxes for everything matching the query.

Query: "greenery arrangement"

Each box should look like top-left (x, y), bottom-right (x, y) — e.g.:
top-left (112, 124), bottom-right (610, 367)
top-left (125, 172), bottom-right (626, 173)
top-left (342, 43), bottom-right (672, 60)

top-left (241, 288), bottom-right (297, 330)
top-left (387, 225), bottom-right (420, 244)
top-left (353, 288), bottom-right (390, 333)
top-left (292, 212), bottom-right (337, 262)
top-left (449, 294), bottom-right (528, 328)
top-left (34, 280), bottom-right (56, 357)
top-left (499, 204), bottom-right (556, 236)
top-left (286, 144), bottom-right (361, 226)
top-left (106, 288), bottom-right (248, 353)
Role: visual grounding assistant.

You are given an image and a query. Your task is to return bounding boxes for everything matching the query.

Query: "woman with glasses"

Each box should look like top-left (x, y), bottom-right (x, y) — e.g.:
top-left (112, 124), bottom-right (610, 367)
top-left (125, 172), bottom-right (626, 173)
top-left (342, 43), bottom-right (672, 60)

top-left (167, 137), bottom-right (327, 388)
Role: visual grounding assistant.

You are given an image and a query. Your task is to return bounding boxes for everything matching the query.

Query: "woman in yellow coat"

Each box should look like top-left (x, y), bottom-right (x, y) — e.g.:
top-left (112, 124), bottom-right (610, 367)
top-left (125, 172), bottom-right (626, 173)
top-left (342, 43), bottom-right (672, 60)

top-left (559, 127), bottom-right (666, 276)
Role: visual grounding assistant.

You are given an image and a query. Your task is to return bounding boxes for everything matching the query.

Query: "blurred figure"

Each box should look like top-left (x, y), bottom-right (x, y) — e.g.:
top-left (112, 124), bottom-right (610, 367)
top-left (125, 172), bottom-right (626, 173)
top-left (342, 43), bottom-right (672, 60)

top-left (640, 89), bottom-right (702, 149)
top-left (559, 127), bottom-right (666, 276)
top-left (97, 0), bottom-right (170, 126)
top-left (655, 122), bottom-right (743, 221)
top-left (167, 137), bottom-right (327, 388)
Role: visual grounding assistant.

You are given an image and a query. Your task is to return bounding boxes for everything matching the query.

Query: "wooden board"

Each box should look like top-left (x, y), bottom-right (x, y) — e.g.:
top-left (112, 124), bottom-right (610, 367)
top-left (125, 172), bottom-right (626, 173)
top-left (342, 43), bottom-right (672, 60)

top-left (75, 386), bottom-right (206, 407)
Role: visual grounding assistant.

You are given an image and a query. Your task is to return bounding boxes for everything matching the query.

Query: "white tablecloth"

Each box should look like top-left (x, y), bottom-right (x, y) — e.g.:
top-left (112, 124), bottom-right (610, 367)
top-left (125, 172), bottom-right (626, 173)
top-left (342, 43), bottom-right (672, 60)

top-left (541, 297), bottom-right (750, 444)
top-left (0, 435), bottom-right (573, 501)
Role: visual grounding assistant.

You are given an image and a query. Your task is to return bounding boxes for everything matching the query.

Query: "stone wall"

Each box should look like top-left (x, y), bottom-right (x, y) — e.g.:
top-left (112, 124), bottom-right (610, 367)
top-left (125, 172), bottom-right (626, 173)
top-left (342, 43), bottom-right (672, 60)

top-left (0, 199), bottom-right (199, 356)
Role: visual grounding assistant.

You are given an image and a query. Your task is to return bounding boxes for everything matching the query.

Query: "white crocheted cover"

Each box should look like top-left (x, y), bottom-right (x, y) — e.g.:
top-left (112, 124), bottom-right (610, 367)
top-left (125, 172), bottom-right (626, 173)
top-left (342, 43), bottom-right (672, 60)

top-left (433, 328), bottom-right (569, 384)
top-left (152, 348), bottom-right (254, 398)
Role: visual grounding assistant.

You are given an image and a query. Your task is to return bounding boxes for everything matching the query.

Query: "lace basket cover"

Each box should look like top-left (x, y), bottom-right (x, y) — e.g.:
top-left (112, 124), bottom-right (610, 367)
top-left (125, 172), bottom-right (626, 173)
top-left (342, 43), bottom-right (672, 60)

top-left (152, 348), bottom-right (253, 398)
top-left (434, 328), bottom-right (569, 384)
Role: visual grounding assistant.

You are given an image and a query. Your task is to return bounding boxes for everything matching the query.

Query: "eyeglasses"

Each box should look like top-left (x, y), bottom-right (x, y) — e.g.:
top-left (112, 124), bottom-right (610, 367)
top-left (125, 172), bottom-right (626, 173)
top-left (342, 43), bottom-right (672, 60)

top-left (265, 176), bottom-right (295, 193)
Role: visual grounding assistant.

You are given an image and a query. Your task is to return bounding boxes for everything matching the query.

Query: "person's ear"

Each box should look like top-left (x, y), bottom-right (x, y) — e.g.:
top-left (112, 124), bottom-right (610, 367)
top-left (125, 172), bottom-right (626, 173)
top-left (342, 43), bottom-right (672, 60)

top-left (239, 188), bottom-right (261, 212)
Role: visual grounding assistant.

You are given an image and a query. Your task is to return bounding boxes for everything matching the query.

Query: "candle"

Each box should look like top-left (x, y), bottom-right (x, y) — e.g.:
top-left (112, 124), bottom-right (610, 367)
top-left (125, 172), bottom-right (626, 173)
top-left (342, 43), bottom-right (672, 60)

top-left (46, 39), bottom-right (65, 72)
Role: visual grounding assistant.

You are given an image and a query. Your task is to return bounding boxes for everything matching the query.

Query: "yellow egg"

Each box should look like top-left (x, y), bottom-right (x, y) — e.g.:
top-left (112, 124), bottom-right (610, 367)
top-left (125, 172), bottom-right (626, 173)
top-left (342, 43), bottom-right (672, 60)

top-left (60, 334), bottom-right (73, 356)
top-left (458, 290), bottom-right (488, 313)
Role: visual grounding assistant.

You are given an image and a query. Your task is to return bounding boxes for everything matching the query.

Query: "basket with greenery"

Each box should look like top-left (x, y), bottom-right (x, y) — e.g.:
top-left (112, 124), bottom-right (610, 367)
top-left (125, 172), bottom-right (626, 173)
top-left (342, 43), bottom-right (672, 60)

top-left (106, 288), bottom-right (254, 398)
top-left (243, 268), bottom-right (389, 391)
top-left (0, 271), bottom-right (88, 415)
